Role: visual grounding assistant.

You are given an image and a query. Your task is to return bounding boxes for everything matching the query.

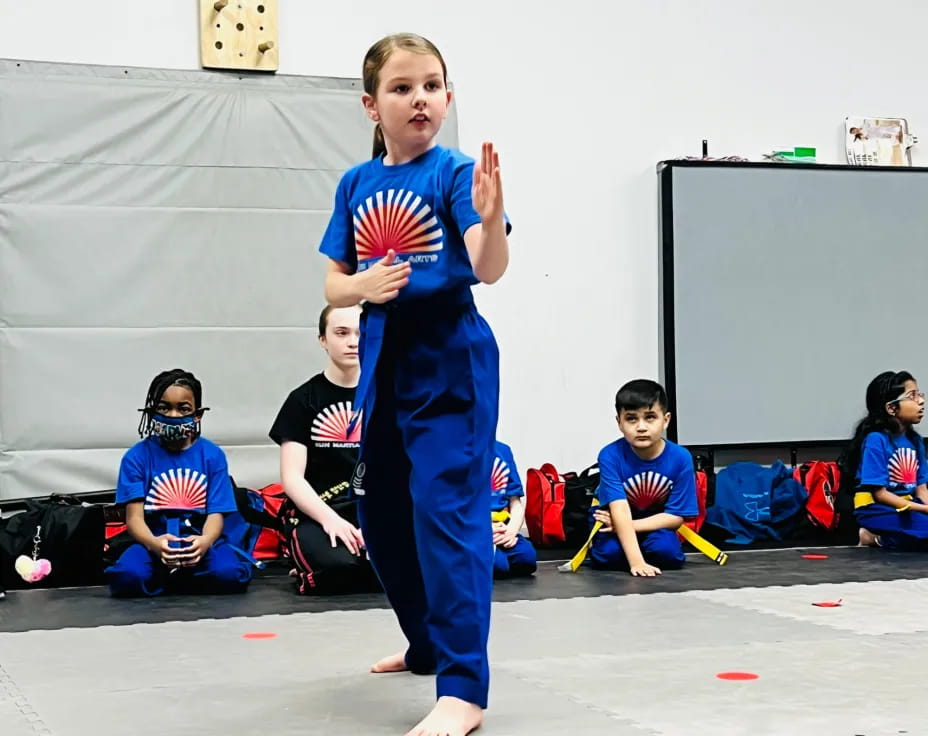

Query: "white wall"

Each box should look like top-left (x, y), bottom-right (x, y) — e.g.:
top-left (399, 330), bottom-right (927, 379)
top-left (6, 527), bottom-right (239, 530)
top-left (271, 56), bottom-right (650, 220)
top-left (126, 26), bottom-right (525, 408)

top-left (2, 0), bottom-right (927, 474)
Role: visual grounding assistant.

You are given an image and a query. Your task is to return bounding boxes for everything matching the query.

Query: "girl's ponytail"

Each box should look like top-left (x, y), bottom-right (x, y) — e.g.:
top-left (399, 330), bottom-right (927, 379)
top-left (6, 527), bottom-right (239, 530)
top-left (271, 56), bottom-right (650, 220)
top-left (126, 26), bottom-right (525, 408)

top-left (372, 123), bottom-right (386, 159)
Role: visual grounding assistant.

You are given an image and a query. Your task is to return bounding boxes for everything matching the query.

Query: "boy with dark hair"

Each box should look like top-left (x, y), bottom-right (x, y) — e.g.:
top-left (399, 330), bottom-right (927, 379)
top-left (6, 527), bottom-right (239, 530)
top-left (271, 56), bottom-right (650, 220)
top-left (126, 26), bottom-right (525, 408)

top-left (590, 379), bottom-right (698, 576)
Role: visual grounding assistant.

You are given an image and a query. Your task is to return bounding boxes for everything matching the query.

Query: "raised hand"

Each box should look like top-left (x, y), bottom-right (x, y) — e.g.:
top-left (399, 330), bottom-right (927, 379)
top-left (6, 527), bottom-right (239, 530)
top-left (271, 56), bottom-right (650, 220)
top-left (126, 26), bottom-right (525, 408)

top-left (360, 249), bottom-right (411, 303)
top-left (472, 141), bottom-right (504, 224)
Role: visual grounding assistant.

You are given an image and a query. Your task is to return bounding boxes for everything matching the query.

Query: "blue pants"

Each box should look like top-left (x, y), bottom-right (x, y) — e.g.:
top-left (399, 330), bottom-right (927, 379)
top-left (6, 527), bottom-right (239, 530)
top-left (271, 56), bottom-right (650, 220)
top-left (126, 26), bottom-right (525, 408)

top-left (105, 542), bottom-right (253, 597)
top-left (355, 293), bottom-right (498, 708)
top-left (493, 535), bottom-right (537, 578)
top-left (589, 528), bottom-right (686, 570)
top-left (856, 506), bottom-right (928, 551)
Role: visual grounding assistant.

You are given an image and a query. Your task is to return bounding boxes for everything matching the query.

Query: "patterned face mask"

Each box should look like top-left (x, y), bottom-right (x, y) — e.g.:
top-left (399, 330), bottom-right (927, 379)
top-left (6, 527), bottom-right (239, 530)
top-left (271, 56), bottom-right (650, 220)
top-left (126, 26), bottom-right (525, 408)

top-left (151, 414), bottom-right (199, 443)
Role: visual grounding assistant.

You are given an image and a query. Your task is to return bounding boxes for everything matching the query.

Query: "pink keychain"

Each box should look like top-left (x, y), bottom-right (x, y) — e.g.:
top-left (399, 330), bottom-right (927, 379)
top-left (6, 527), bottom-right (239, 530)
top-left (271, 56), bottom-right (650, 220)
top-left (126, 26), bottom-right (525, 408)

top-left (15, 524), bottom-right (52, 583)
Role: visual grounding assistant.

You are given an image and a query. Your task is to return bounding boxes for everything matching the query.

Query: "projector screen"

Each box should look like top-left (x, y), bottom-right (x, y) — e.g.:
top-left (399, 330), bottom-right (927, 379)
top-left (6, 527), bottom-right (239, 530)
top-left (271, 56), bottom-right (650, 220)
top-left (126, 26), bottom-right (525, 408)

top-left (658, 161), bottom-right (928, 447)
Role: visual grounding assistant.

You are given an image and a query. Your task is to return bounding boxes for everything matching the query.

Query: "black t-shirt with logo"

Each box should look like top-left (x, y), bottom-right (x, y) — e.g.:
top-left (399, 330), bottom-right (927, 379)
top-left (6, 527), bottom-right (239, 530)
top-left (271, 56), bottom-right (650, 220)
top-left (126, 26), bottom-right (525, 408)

top-left (269, 373), bottom-right (360, 512)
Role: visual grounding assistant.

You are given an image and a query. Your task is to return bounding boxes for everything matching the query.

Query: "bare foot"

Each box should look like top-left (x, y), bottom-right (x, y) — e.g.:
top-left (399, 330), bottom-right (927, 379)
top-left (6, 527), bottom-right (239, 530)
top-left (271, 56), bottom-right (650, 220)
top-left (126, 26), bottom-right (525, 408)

top-left (405, 696), bottom-right (483, 736)
top-left (859, 528), bottom-right (880, 547)
top-left (370, 651), bottom-right (408, 673)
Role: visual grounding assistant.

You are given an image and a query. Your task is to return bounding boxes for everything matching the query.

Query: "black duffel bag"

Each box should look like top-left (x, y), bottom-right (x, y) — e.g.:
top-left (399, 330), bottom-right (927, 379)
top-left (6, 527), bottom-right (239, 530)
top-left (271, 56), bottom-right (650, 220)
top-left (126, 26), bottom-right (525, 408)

top-left (0, 494), bottom-right (105, 589)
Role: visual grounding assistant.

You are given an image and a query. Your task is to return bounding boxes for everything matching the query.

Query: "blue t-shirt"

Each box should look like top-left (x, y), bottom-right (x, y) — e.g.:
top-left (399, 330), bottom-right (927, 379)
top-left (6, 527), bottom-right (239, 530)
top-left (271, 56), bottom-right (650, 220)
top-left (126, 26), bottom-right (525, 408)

top-left (595, 438), bottom-right (698, 518)
top-left (116, 436), bottom-right (237, 537)
top-left (490, 441), bottom-right (523, 512)
top-left (319, 145), bottom-right (509, 301)
top-left (857, 431), bottom-right (928, 495)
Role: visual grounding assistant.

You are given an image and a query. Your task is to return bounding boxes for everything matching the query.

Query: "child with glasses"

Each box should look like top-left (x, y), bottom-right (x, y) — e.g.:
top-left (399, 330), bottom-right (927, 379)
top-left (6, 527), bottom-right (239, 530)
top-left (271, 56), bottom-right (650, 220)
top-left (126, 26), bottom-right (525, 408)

top-left (841, 370), bottom-right (928, 550)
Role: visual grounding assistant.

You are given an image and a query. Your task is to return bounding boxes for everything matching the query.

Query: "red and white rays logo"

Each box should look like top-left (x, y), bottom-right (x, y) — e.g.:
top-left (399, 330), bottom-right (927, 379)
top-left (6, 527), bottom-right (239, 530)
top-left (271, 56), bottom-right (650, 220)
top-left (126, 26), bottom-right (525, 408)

top-left (354, 189), bottom-right (443, 261)
top-left (491, 456), bottom-right (510, 492)
top-left (144, 468), bottom-right (208, 511)
top-left (889, 447), bottom-right (918, 485)
top-left (312, 402), bottom-right (361, 443)
top-left (623, 471), bottom-right (672, 512)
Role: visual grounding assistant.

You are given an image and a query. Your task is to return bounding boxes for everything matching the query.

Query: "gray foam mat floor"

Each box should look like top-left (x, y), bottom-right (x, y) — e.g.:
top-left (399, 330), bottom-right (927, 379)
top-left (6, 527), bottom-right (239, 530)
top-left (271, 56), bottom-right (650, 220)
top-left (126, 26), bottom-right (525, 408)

top-left (1, 547), bottom-right (925, 735)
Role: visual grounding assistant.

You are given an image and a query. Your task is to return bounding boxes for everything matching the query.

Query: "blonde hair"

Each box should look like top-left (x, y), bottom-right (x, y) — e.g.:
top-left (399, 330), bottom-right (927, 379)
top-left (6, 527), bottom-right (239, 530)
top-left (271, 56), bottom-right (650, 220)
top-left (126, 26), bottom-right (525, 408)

top-left (362, 33), bottom-right (448, 159)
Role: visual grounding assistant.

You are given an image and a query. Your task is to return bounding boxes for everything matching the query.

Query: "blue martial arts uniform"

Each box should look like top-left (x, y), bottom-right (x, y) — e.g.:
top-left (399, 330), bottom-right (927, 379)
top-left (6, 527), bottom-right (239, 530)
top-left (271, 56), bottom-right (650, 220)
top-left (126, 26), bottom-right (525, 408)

top-left (105, 436), bottom-right (253, 596)
top-left (855, 430), bottom-right (928, 551)
top-left (590, 438), bottom-right (698, 570)
top-left (320, 145), bottom-right (509, 708)
top-left (490, 441), bottom-right (537, 578)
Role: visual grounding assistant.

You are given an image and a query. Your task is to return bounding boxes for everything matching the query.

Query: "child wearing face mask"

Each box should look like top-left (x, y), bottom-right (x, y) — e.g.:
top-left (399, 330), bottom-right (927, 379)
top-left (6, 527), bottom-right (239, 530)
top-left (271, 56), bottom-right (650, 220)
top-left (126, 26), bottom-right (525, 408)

top-left (841, 370), bottom-right (928, 551)
top-left (104, 369), bottom-right (253, 597)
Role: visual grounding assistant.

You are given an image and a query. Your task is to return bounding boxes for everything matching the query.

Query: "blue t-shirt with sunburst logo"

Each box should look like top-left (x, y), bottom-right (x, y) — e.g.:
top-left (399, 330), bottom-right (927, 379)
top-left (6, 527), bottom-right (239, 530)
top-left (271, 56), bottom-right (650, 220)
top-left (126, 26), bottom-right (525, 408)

top-left (595, 438), bottom-right (698, 519)
top-left (490, 441), bottom-right (523, 512)
top-left (319, 145), bottom-right (509, 301)
top-left (858, 431), bottom-right (928, 495)
top-left (116, 436), bottom-right (238, 536)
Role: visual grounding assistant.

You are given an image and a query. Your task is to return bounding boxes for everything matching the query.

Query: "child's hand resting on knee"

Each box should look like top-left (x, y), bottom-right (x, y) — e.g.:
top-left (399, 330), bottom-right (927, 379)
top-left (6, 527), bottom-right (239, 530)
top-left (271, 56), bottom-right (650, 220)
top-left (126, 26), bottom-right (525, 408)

top-left (322, 513), bottom-right (365, 556)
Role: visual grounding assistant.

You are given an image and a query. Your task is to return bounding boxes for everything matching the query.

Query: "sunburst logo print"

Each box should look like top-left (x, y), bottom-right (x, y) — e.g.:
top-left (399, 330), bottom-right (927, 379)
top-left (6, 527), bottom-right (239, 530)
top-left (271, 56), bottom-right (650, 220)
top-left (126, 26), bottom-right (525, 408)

top-left (354, 188), bottom-right (444, 261)
top-left (623, 471), bottom-right (672, 512)
top-left (144, 468), bottom-right (208, 511)
top-left (312, 402), bottom-right (361, 443)
top-left (491, 457), bottom-right (511, 493)
top-left (889, 447), bottom-right (918, 485)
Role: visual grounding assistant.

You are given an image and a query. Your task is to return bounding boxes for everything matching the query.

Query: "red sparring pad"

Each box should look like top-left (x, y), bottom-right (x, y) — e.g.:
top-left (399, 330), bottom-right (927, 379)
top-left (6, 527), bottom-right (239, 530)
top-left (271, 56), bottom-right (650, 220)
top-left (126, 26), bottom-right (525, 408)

top-left (812, 599), bottom-right (843, 608)
top-left (801, 554), bottom-right (829, 560)
top-left (716, 672), bottom-right (759, 681)
top-left (243, 632), bottom-right (278, 639)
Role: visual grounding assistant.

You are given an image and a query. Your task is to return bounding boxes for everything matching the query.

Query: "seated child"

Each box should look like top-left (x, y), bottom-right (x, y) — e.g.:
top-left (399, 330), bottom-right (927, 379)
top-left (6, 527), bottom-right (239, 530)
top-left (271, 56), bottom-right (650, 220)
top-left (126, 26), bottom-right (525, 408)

top-left (843, 370), bottom-right (928, 550)
top-left (105, 369), bottom-right (253, 596)
top-left (490, 440), bottom-right (537, 578)
top-left (590, 379), bottom-right (698, 576)
top-left (269, 304), bottom-right (379, 595)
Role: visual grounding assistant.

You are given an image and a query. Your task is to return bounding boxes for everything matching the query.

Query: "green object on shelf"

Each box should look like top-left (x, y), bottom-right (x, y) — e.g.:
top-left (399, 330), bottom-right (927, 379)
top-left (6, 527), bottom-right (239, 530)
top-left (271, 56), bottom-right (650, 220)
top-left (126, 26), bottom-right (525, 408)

top-left (766, 146), bottom-right (817, 163)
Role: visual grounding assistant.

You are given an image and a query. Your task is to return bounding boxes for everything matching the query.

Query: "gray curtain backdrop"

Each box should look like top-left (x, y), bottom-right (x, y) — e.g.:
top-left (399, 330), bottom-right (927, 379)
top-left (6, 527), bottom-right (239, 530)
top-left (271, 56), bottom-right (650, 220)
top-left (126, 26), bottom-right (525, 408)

top-left (0, 58), bottom-right (458, 500)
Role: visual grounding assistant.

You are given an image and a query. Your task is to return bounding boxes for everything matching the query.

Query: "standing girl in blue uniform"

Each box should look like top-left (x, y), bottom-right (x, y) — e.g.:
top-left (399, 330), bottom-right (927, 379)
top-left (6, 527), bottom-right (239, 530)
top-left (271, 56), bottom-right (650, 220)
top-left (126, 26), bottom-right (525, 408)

top-left (320, 33), bottom-right (509, 736)
top-left (843, 370), bottom-right (928, 550)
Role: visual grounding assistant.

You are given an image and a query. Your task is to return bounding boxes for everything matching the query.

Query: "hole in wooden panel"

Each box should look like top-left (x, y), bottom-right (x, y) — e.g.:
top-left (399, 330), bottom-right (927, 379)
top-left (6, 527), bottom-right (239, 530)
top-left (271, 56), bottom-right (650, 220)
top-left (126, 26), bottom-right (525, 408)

top-left (215, 41), bottom-right (223, 49)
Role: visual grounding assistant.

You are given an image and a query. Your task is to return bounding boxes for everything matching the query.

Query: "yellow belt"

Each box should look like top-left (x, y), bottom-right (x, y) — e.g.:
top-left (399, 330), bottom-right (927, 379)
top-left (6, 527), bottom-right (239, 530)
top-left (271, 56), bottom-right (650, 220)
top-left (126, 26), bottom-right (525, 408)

top-left (854, 492), bottom-right (912, 509)
top-left (491, 510), bottom-right (510, 523)
top-left (558, 499), bottom-right (728, 572)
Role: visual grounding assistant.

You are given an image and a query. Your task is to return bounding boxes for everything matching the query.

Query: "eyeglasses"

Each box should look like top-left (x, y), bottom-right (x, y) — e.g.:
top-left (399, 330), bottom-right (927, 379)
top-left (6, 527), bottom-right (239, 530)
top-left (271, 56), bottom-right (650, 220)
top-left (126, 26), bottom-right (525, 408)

top-left (888, 390), bottom-right (926, 404)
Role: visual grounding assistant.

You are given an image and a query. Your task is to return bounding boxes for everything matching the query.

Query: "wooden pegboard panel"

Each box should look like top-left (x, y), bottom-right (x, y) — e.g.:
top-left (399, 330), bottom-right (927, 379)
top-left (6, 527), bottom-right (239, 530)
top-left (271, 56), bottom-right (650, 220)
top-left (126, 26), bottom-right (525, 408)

top-left (200, 0), bottom-right (278, 72)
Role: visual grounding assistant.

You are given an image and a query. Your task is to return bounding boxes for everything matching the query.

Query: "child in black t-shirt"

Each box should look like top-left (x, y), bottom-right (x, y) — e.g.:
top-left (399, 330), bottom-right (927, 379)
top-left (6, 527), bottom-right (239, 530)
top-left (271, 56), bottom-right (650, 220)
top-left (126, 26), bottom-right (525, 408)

top-left (269, 305), bottom-right (379, 595)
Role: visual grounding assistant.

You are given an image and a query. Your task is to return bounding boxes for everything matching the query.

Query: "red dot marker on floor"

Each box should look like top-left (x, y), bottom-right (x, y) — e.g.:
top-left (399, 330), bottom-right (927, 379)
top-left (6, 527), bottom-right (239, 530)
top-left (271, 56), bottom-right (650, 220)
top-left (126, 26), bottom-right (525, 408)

top-left (716, 672), bottom-right (759, 681)
top-left (801, 554), bottom-right (829, 560)
top-left (243, 632), bottom-right (277, 639)
top-left (812, 599), bottom-right (843, 608)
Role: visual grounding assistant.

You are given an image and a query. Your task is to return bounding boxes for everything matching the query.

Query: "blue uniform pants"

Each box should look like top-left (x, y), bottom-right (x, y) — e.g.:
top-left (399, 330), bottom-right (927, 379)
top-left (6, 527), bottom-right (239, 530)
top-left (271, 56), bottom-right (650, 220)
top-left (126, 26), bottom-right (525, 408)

top-left (856, 505), bottom-right (928, 551)
top-left (493, 535), bottom-right (537, 578)
top-left (105, 542), bottom-right (253, 597)
top-left (589, 528), bottom-right (686, 570)
top-left (355, 294), bottom-right (498, 708)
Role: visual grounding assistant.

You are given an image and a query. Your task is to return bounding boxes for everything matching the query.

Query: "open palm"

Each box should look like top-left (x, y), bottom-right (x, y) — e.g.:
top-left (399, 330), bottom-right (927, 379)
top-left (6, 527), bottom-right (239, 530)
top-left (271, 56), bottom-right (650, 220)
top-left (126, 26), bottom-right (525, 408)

top-left (472, 141), bottom-right (504, 223)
